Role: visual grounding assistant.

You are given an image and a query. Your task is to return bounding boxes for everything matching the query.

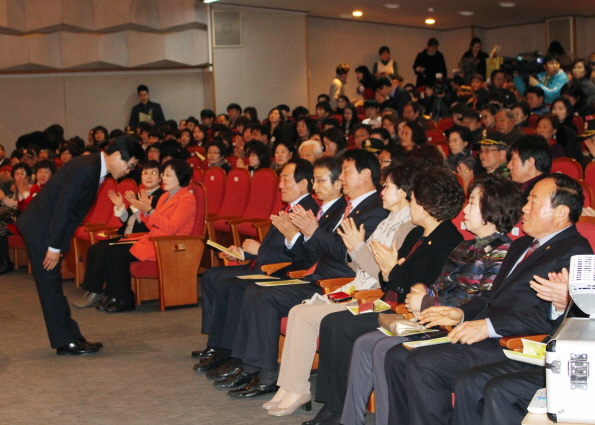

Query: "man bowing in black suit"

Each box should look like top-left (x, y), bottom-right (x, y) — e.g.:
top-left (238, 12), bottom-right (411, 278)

top-left (17, 136), bottom-right (145, 355)
top-left (383, 174), bottom-right (593, 425)
top-left (225, 150), bottom-right (389, 398)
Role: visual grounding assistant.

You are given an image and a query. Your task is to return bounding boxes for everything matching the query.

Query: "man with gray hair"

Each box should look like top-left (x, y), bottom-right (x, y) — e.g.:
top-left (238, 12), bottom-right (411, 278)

top-left (299, 140), bottom-right (323, 164)
top-left (494, 109), bottom-right (525, 146)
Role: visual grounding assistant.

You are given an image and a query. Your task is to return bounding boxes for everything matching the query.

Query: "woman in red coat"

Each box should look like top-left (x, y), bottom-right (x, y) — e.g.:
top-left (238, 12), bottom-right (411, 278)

top-left (96, 159), bottom-right (197, 313)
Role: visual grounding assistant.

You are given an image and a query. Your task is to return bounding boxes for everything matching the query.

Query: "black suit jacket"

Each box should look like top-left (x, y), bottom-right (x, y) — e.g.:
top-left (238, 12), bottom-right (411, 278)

top-left (247, 194), bottom-right (320, 269)
top-left (17, 153), bottom-right (102, 253)
top-left (288, 196), bottom-right (347, 271)
top-left (304, 192), bottom-right (389, 281)
top-left (128, 100), bottom-right (166, 128)
top-left (383, 220), bottom-right (463, 302)
top-left (461, 225), bottom-right (593, 336)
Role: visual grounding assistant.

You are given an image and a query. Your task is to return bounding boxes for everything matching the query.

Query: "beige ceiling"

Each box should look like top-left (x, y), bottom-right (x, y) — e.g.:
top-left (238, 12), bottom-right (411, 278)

top-left (211, 0), bottom-right (594, 30)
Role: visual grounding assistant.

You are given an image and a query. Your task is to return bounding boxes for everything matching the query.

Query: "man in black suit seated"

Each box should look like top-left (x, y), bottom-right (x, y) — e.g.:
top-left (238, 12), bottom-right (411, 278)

top-left (383, 174), bottom-right (593, 425)
top-left (193, 159), bottom-right (321, 368)
top-left (219, 150), bottom-right (389, 399)
top-left (17, 136), bottom-right (145, 355)
top-left (72, 160), bottom-right (165, 309)
top-left (128, 84), bottom-right (166, 128)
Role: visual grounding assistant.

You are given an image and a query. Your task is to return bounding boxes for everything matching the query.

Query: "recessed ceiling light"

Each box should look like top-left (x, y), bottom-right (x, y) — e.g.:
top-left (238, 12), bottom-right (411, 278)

top-left (458, 11), bottom-right (474, 16)
top-left (203, 0), bottom-right (218, 3)
top-left (352, 10), bottom-right (363, 17)
top-left (428, 7), bottom-right (435, 12)
top-left (383, 4), bottom-right (400, 9)
top-left (339, 13), bottom-right (352, 19)
top-left (498, 2), bottom-right (516, 7)
top-left (425, 18), bottom-right (435, 25)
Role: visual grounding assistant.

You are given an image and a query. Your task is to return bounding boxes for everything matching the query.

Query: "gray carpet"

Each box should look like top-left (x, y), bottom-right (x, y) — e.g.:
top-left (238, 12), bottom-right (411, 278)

top-left (0, 269), bottom-right (376, 425)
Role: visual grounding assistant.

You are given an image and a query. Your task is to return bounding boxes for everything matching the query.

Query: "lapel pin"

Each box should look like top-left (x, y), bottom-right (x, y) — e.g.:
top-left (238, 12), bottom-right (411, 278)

top-left (428, 241), bottom-right (432, 245)
top-left (546, 246), bottom-right (550, 250)
top-left (356, 211), bottom-right (360, 214)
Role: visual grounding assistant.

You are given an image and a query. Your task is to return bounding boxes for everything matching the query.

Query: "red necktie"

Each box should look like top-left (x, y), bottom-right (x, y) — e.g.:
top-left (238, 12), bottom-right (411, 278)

top-left (343, 201), bottom-right (353, 219)
top-left (522, 240), bottom-right (540, 262)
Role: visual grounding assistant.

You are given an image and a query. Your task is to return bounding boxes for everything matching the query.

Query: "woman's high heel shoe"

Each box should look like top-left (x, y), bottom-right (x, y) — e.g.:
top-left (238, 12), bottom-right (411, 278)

top-left (261, 400), bottom-right (280, 411)
top-left (268, 394), bottom-right (312, 416)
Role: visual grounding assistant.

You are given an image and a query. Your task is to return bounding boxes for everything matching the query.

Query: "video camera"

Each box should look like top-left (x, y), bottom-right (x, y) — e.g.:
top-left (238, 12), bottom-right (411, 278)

top-left (500, 51), bottom-right (544, 82)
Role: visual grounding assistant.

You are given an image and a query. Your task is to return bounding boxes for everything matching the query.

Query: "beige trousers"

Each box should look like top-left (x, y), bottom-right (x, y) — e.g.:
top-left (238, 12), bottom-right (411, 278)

top-left (276, 302), bottom-right (348, 394)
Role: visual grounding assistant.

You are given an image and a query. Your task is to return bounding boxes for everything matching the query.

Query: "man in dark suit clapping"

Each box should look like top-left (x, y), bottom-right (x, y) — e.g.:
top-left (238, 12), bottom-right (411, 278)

top-left (17, 136), bottom-right (145, 355)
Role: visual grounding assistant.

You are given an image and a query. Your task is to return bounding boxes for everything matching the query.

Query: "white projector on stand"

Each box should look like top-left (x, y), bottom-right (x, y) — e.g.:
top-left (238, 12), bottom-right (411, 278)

top-left (546, 255), bottom-right (595, 424)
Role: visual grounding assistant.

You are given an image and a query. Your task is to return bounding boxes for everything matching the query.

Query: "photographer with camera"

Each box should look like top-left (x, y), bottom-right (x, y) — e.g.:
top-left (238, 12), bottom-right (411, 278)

top-left (413, 38), bottom-right (447, 89)
top-left (513, 53), bottom-right (568, 105)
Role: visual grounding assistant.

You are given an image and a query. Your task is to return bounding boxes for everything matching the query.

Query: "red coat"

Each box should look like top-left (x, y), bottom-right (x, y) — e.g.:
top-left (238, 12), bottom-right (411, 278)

top-left (130, 186), bottom-right (196, 262)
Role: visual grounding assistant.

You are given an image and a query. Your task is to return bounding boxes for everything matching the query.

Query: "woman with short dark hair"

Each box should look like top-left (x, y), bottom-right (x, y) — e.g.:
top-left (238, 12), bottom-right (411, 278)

top-left (206, 140), bottom-right (231, 173)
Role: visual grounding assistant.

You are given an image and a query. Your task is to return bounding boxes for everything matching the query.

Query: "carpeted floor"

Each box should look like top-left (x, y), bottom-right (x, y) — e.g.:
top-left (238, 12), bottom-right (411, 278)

top-left (0, 269), bottom-right (375, 425)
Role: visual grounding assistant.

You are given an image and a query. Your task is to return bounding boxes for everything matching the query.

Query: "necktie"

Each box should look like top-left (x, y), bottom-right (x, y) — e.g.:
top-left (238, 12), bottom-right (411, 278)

top-left (343, 201), bottom-right (353, 219)
top-left (316, 208), bottom-right (324, 221)
top-left (522, 240), bottom-right (540, 262)
top-left (283, 204), bottom-right (292, 213)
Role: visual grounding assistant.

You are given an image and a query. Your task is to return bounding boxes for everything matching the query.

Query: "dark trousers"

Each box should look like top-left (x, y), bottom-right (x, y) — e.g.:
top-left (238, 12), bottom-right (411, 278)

top-left (315, 310), bottom-right (386, 413)
top-left (21, 233), bottom-right (81, 348)
top-left (231, 282), bottom-right (322, 371)
top-left (199, 264), bottom-right (260, 338)
top-left (81, 237), bottom-right (120, 293)
top-left (384, 339), bottom-right (507, 425)
top-left (0, 234), bottom-right (9, 263)
top-left (103, 243), bottom-right (138, 304)
top-left (453, 360), bottom-right (543, 425)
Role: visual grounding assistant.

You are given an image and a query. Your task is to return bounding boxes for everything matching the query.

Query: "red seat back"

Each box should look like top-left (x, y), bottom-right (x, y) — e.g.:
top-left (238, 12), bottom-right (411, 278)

top-left (578, 180), bottom-right (593, 209)
top-left (551, 157), bottom-right (583, 181)
top-left (187, 182), bottom-right (207, 237)
top-left (520, 127), bottom-right (536, 135)
top-left (241, 169), bottom-right (278, 220)
top-left (217, 168), bottom-right (251, 218)
top-left (103, 178), bottom-right (138, 227)
top-left (572, 116), bottom-right (584, 135)
top-left (186, 156), bottom-right (203, 169)
top-left (584, 162), bottom-right (595, 192)
top-left (187, 146), bottom-right (206, 158)
top-left (204, 167), bottom-right (227, 215)
top-left (436, 117), bottom-right (454, 132)
top-left (83, 177), bottom-right (117, 224)
top-left (577, 222), bottom-right (595, 251)
top-left (192, 168), bottom-right (204, 183)
top-left (528, 115), bottom-right (539, 129)
top-left (507, 223), bottom-right (525, 240)
top-left (425, 130), bottom-right (446, 144)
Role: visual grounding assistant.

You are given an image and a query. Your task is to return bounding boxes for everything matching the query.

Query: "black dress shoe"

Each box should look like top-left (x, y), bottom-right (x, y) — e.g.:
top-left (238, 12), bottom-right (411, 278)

top-left (0, 259), bottom-right (13, 275)
top-left (56, 339), bottom-right (103, 356)
top-left (227, 377), bottom-right (278, 398)
top-left (301, 403), bottom-right (334, 425)
top-left (191, 346), bottom-right (216, 359)
top-left (214, 369), bottom-right (258, 389)
top-left (96, 297), bottom-right (116, 311)
top-left (206, 361), bottom-right (241, 381)
top-left (104, 299), bottom-right (135, 313)
top-left (77, 337), bottom-right (103, 350)
top-left (193, 353), bottom-right (231, 373)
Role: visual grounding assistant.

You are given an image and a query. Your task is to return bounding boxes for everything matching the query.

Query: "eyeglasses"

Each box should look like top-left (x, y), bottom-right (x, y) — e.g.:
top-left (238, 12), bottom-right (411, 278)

top-left (312, 178), bottom-right (331, 184)
top-left (142, 171), bottom-right (159, 175)
top-left (479, 148), bottom-right (500, 153)
top-left (379, 160), bottom-right (392, 164)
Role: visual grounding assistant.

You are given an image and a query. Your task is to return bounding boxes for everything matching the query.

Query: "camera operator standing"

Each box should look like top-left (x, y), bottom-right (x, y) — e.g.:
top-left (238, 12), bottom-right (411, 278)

top-left (413, 38), bottom-right (447, 88)
top-left (514, 53), bottom-right (568, 105)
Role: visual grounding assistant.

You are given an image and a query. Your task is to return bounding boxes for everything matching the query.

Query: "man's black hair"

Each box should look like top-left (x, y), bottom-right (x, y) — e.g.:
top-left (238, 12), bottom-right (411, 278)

top-left (105, 135), bottom-right (145, 162)
top-left (137, 84), bottom-right (149, 93)
top-left (342, 149), bottom-right (381, 187)
top-left (227, 103), bottom-right (242, 113)
top-left (288, 158), bottom-right (314, 192)
top-left (510, 135), bottom-right (552, 174)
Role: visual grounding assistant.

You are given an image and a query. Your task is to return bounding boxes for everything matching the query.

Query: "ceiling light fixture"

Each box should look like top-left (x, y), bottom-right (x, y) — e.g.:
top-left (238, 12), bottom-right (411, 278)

top-left (425, 18), bottom-right (435, 25)
top-left (498, 2), bottom-right (516, 7)
top-left (203, 0), bottom-right (219, 3)
top-left (428, 7), bottom-right (435, 12)
top-left (383, 4), bottom-right (400, 9)
top-left (458, 11), bottom-right (474, 16)
top-left (352, 10), bottom-right (363, 17)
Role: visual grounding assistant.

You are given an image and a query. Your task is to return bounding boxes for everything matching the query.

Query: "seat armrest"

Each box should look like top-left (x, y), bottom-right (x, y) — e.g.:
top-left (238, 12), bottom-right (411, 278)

top-left (353, 289), bottom-right (384, 304)
top-left (499, 334), bottom-right (548, 352)
top-left (260, 262), bottom-right (292, 275)
top-left (125, 232), bottom-right (149, 239)
top-left (287, 269), bottom-right (307, 279)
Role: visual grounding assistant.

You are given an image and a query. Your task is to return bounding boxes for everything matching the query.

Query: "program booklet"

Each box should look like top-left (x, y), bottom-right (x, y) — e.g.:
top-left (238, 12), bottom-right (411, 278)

top-left (207, 240), bottom-right (245, 261)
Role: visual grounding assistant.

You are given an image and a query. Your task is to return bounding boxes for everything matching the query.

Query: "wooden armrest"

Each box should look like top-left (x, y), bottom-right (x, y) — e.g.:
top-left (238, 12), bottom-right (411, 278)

top-left (82, 222), bottom-right (107, 228)
top-left (499, 334), bottom-right (548, 352)
top-left (287, 269), bottom-right (307, 279)
top-left (206, 215), bottom-right (240, 224)
top-left (125, 232), bottom-right (149, 238)
top-left (149, 235), bottom-right (204, 242)
top-left (319, 277), bottom-right (353, 289)
top-left (392, 303), bottom-right (409, 314)
top-left (85, 226), bottom-right (120, 234)
top-left (353, 289), bottom-right (385, 303)
top-left (260, 262), bottom-right (292, 275)
top-left (227, 218), bottom-right (265, 225)
top-left (252, 220), bottom-right (272, 229)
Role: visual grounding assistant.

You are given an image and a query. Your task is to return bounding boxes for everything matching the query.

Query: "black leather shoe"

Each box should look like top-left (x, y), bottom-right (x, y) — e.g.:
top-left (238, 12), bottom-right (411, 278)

top-left (301, 404), bottom-right (334, 425)
top-left (56, 339), bottom-right (103, 356)
top-left (214, 369), bottom-right (257, 389)
top-left (104, 299), bottom-right (135, 313)
top-left (206, 361), bottom-right (241, 380)
top-left (0, 259), bottom-right (13, 275)
top-left (191, 346), bottom-right (216, 359)
top-left (227, 377), bottom-right (278, 398)
top-left (96, 297), bottom-right (116, 311)
top-left (77, 337), bottom-right (103, 350)
top-left (193, 354), bottom-right (231, 373)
